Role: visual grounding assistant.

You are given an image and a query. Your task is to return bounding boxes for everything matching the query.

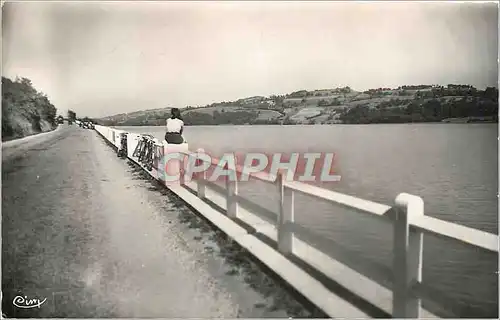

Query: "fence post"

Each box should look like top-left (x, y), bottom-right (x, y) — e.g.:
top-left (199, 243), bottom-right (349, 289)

top-left (196, 148), bottom-right (206, 199)
top-left (392, 193), bottom-right (424, 318)
top-left (179, 153), bottom-right (186, 186)
top-left (225, 162), bottom-right (238, 218)
top-left (277, 170), bottom-right (295, 254)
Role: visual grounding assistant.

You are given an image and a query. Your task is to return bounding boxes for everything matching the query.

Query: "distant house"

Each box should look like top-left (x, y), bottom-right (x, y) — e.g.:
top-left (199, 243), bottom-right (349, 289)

top-left (313, 89), bottom-right (334, 96)
top-left (263, 99), bottom-right (275, 106)
top-left (239, 96), bottom-right (265, 105)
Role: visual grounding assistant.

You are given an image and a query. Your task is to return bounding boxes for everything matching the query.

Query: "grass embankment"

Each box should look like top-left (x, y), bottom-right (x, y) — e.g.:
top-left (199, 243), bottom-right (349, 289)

top-left (2, 77), bottom-right (58, 142)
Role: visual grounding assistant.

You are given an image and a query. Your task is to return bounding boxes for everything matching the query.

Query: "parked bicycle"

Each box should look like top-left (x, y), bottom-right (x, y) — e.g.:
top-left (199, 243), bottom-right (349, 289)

top-left (132, 136), bottom-right (144, 158)
top-left (133, 135), bottom-right (151, 159)
top-left (117, 133), bottom-right (128, 158)
top-left (132, 134), bottom-right (156, 171)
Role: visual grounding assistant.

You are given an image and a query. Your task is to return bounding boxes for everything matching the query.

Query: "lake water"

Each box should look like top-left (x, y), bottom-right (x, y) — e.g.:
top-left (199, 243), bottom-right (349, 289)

top-left (118, 123), bottom-right (498, 317)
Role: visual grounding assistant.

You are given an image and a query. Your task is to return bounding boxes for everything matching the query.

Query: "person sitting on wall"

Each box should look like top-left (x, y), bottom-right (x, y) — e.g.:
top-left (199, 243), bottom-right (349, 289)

top-left (164, 108), bottom-right (185, 144)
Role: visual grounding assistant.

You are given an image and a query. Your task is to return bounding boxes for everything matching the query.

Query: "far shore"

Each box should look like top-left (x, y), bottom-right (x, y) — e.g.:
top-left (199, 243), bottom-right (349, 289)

top-left (111, 120), bottom-right (498, 127)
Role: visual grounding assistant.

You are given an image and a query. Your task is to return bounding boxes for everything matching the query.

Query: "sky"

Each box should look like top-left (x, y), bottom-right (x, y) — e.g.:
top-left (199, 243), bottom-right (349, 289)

top-left (2, 1), bottom-right (498, 118)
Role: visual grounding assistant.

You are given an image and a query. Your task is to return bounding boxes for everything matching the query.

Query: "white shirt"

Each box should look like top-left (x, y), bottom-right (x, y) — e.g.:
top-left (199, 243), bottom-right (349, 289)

top-left (166, 118), bottom-right (184, 133)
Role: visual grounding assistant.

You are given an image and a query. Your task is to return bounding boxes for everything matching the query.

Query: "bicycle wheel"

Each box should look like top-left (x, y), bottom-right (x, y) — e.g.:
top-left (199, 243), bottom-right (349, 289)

top-left (146, 142), bottom-right (154, 171)
top-left (145, 142), bottom-right (153, 170)
top-left (133, 139), bottom-right (143, 157)
top-left (120, 135), bottom-right (128, 158)
top-left (141, 143), bottom-right (149, 164)
top-left (138, 139), bottom-right (147, 162)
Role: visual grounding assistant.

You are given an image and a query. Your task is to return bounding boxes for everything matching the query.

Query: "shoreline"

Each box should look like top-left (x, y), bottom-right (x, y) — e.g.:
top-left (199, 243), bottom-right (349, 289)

top-left (109, 121), bottom-right (499, 127)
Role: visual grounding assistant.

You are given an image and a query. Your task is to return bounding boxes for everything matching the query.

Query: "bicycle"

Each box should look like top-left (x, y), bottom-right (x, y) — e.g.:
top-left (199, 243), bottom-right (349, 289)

top-left (134, 135), bottom-right (152, 160)
top-left (143, 139), bottom-right (155, 171)
top-left (132, 135), bottom-right (156, 171)
top-left (137, 136), bottom-right (152, 162)
top-left (132, 137), bottom-right (144, 158)
top-left (117, 133), bottom-right (128, 158)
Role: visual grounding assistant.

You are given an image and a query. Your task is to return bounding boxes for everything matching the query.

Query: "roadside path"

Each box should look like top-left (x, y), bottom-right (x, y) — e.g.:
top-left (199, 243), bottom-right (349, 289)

top-left (2, 126), bottom-right (313, 317)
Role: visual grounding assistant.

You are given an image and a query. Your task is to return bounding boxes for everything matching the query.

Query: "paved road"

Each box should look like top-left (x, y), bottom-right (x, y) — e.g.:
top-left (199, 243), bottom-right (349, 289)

top-left (2, 125), bottom-right (320, 318)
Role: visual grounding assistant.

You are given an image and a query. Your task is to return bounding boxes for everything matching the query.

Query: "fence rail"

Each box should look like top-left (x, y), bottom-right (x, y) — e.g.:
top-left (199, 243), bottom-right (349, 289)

top-left (179, 148), bottom-right (499, 317)
top-left (95, 125), bottom-right (499, 318)
top-left (182, 149), bottom-right (498, 252)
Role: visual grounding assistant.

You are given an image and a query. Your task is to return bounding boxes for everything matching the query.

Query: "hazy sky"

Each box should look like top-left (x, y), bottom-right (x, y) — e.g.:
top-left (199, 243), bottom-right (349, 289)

top-left (2, 1), bottom-right (498, 118)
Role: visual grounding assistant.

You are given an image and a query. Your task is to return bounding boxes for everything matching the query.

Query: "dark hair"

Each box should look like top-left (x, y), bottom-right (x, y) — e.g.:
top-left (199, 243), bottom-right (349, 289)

top-left (171, 108), bottom-right (182, 120)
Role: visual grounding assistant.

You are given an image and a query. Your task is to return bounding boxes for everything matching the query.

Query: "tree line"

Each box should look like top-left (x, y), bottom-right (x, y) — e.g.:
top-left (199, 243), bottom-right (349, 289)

top-left (2, 76), bottom-right (58, 141)
top-left (339, 95), bottom-right (498, 124)
top-left (99, 85), bottom-right (498, 126)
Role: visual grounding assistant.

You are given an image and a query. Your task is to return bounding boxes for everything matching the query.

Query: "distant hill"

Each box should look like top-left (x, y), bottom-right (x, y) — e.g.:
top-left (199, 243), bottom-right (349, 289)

top-left (98, 85), bottom-right (498, 126)
top-left (99, 107), bottom-right (174, 126)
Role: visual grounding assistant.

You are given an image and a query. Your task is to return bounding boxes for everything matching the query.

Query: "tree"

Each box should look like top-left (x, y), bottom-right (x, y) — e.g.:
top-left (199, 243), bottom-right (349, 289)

top-left (318, 99), bottom-right (328, 106)
top-left (484, 87), bottom-right (498, 100)
top-left (67, 110), bottom-right (76, 122)
top-left (2, 76), bottom-right (59, 140)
